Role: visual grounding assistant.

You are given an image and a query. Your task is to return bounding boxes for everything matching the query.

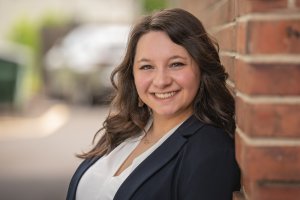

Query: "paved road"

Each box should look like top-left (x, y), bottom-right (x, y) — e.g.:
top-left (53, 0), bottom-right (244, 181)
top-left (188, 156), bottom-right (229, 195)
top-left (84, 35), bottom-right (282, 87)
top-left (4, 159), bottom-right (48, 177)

top-left (0, 104), bottom-right (109, 200)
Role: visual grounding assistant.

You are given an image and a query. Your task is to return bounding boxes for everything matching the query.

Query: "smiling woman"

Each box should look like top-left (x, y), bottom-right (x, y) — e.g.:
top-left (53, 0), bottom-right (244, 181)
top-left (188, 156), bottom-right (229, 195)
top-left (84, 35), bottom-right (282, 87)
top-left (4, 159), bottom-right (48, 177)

top-left (133, 31), bottom-right (200, 125)
top-left (67, 8), bottom-right (240, 200)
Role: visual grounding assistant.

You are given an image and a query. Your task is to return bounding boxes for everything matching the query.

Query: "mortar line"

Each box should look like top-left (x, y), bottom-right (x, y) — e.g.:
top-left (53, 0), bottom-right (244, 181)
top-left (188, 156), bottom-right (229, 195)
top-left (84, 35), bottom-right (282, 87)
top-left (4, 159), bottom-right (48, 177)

top-left (236, 127), bottom-right (300, 146)
top-left (236, 92), bottom-right (300, 104)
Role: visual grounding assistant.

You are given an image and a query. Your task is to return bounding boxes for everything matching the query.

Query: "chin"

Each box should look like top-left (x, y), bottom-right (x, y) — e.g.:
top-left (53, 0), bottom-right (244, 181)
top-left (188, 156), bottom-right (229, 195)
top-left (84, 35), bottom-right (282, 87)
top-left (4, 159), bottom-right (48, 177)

top-left (153, 110), bottom-right (179, 118)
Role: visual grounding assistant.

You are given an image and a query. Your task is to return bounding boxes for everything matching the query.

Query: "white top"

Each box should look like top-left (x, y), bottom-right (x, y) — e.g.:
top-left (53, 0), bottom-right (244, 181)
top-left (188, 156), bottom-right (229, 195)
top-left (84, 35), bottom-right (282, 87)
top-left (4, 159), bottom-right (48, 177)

top-left (76, 119), bottom-right (183, 200)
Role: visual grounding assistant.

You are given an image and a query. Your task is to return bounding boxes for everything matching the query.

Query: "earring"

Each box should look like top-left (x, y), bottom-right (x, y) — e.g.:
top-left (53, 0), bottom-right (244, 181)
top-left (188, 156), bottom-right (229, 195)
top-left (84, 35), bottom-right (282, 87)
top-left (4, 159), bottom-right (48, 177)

top-left (138, 97), bottom-right (144, 107)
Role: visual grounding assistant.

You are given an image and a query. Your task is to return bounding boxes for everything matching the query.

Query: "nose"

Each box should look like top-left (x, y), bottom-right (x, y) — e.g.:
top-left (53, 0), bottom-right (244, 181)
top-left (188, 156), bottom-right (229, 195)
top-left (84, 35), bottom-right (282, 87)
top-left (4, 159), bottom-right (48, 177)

top-left (152, 68), bottom-right (172, 88)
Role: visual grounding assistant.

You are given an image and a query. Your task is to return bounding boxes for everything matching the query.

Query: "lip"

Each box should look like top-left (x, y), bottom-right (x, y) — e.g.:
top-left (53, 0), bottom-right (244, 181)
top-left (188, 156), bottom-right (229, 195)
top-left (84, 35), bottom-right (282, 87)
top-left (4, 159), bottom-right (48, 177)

top-left (151, 90), bottom-right (179, 100)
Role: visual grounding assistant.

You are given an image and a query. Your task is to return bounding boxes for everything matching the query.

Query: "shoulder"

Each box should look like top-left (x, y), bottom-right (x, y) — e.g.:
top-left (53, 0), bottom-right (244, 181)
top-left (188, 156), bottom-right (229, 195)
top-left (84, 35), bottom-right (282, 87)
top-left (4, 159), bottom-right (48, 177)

top-left (177, 121), bottom-right (238, 177)
top-left (177, 120), bottom-right (239, 178)
top-left (176, 122), bottom-right (241, 199)
top-left (184, 122), bottom-right (235, 156)
top-left (179, 115), bottom-right (234, 150)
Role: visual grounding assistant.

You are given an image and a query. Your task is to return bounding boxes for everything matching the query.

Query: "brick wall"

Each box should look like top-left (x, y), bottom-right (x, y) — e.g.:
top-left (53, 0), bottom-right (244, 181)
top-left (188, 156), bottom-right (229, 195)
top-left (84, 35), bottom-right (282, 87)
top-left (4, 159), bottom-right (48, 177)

top-left (178, 0), bottom-right (300, 199)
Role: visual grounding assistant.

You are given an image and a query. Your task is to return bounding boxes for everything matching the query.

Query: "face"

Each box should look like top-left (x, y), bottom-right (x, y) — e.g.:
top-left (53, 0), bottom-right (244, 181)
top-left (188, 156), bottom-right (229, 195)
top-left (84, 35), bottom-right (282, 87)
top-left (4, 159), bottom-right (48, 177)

top-left (133, 31), bottom-right (200, 121)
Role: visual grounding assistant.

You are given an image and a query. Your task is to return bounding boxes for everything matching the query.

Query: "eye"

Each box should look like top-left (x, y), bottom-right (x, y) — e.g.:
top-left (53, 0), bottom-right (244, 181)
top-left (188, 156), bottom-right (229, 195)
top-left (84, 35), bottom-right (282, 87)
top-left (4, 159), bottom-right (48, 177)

top-left (170, 62), bottom-right (185, 68)
top-left (139, 65), bottom-right (153, 70)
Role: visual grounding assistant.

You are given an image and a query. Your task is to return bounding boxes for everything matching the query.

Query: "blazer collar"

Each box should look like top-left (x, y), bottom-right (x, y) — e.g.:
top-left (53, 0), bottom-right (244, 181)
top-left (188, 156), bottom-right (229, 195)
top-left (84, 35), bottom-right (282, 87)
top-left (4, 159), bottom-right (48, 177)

top-left (114, 115), bottom-right (204, 200)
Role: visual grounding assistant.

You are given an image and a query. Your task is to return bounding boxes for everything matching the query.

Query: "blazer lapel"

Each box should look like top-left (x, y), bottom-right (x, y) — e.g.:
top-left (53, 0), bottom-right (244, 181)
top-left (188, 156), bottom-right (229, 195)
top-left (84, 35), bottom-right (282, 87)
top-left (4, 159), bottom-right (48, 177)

top-left (114, 115), bottom-right (204, 200)
top-left (67, 156), bottom-right (100, 200)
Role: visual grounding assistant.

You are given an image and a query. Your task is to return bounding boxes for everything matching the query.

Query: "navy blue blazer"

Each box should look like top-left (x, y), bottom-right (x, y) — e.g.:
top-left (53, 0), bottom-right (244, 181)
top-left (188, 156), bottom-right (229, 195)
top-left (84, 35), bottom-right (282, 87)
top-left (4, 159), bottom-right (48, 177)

top-left (67, 115), bottom-right (240, 200)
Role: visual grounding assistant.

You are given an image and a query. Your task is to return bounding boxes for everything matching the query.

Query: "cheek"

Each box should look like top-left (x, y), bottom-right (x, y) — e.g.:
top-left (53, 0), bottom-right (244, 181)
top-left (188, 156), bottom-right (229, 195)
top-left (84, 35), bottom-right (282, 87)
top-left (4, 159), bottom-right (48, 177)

top-left (134, 73), bottom-right (151, 94)
top-left (176, 71), bottom-right (200, 91)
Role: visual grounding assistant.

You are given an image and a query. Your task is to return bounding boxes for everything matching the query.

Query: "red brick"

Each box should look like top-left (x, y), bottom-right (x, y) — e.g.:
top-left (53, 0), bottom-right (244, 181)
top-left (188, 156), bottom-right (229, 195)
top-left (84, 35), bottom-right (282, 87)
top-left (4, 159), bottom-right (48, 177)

top-left (194, 0), bottom-right (236, 29)
top-left (235, 60), bottom-right (300, 95)
top-left (236, 97), bottom-right (300, 138)
top-left (251, 19), bottom-right (300, 54)
top-left (238, 19), bottom-right (300, 54)
top-left (236, 0), bottom-right (288, 16)
top-left (213, 23), bottom-right (237, 52)
top-left (236, 133), bottom-right (300, 181)
top-left (242, 174), bottom-right (300, 200)
top-left (220, 55), bottom-right (236, 83)
top-left (179, 0), bottom-right (209, 19)
top-left (229, 0), bottom-right (236, 21)
top-left (179, 0), bottom-right (220, 12)
top-left (237, 22), bottom-right (247, 54)
top-left (179, 0), bottom-right (221, 23)
top-left (242, 175), bottom-right (252, 199)
top-left (253, 181), bottom-right (300, 200)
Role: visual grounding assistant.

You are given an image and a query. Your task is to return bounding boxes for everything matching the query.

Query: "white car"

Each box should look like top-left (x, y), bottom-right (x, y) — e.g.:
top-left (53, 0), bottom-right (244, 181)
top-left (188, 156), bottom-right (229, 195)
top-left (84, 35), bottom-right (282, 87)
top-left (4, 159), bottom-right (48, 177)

top-left (44, 24), bottom-right (130, 104)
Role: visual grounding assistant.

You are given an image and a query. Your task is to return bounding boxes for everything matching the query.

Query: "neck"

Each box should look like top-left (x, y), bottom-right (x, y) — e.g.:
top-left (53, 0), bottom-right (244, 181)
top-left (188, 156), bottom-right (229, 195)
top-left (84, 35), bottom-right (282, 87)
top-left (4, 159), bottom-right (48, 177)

top-left (151, 113), bottom-right (193, 138)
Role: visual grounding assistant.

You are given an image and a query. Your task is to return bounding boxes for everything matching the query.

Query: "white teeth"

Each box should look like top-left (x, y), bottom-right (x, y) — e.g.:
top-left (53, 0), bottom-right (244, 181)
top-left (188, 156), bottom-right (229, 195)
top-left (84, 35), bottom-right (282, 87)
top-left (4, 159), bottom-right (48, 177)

top-left (155, 91), bottom-right (176, 99)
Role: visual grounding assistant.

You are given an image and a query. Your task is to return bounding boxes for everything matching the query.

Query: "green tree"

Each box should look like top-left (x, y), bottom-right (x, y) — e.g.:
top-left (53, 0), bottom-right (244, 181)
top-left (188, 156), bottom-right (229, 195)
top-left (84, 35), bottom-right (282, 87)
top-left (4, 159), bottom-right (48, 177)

top-left (142, 0), bottom-right (169, 13)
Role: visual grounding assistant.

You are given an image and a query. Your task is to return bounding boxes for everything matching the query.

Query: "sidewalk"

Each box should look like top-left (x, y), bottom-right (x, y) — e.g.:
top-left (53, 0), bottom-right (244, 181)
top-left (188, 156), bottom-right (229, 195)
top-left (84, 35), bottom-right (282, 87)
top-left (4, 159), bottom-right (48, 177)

top-left (0, 97), bottom-right (70, 141)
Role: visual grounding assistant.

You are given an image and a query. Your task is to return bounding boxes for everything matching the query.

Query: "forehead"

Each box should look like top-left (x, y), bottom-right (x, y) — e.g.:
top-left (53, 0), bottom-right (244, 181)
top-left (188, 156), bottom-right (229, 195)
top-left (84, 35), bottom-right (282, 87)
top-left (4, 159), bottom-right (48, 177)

top-left (134, 31), bottom-right (190, 60)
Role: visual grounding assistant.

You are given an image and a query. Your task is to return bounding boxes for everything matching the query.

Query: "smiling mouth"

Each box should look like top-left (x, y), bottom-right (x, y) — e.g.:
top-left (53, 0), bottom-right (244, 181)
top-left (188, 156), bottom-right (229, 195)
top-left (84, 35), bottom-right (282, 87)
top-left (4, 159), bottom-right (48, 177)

top-left (154, 91), bottom-right (177, 99)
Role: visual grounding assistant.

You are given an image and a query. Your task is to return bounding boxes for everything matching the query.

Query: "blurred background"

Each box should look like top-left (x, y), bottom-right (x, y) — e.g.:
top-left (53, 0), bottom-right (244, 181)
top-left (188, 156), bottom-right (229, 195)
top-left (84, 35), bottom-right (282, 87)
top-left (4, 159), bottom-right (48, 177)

top-left (0, 0), bottom-right (178, 199)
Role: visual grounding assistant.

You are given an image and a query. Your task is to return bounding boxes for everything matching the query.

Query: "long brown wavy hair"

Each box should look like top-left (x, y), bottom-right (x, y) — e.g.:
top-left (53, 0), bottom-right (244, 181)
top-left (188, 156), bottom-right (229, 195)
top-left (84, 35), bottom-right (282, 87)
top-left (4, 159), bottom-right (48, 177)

top-left (79, 8), bottom-right (235, 159)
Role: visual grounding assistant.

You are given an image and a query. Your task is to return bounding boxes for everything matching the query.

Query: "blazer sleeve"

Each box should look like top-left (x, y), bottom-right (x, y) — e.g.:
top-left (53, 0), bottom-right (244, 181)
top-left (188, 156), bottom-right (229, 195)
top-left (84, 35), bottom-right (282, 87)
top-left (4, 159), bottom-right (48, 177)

top-left (176, 126), bottom-right (241, 200)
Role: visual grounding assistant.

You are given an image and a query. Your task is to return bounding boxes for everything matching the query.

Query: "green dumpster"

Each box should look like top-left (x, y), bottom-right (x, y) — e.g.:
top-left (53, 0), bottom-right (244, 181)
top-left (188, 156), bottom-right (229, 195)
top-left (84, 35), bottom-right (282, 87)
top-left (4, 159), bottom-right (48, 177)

top-left (0, 58), bottom-right (21, 105)
top-left (0, 55), bottom-right (25, 109)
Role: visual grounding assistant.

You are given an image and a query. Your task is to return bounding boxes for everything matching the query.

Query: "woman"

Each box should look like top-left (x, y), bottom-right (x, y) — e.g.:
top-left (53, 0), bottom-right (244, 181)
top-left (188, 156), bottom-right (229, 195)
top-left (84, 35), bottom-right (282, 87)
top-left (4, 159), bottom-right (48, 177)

top-left (67, 8), bottom-right (240, 200)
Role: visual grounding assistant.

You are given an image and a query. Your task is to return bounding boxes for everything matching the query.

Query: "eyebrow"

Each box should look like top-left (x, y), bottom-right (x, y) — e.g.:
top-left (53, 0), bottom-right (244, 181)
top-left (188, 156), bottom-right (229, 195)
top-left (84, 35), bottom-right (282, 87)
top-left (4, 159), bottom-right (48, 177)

top-left (136, 55), bottom-right (187, 63)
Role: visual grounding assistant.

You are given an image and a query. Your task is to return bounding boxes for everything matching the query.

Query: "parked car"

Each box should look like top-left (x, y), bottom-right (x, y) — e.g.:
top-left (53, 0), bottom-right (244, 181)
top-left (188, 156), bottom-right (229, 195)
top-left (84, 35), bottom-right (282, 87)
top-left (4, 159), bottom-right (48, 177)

top-left (44, 23), bottom-right (130, 104)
